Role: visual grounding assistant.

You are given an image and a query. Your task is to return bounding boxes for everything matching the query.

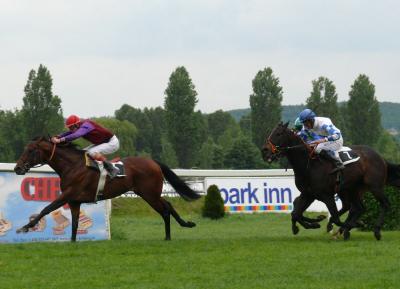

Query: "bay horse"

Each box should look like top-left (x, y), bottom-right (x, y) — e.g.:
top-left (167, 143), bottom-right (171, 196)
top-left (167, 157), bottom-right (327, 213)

top-left (261, 122), bottom-right (400, 240)
top-left (14, 136), bottom-right (201, 242)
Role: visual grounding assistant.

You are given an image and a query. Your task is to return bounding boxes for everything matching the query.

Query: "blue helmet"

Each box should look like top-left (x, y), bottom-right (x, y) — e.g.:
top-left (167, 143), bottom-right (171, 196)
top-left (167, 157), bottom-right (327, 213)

top-left (299, 109), bottom-right (316, 123)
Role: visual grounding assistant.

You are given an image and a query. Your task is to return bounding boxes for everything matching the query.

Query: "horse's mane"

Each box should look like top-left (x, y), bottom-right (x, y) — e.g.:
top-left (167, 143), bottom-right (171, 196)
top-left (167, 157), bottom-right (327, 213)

top-left (32, 136), bottom-right (86, 155)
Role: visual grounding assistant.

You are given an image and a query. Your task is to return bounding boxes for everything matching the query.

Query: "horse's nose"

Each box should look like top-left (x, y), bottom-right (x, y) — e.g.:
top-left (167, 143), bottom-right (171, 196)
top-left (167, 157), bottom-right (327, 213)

top-left (261, 147), bottom-right (274, 163)
top-left (14, 165), bottom-right (26, 175)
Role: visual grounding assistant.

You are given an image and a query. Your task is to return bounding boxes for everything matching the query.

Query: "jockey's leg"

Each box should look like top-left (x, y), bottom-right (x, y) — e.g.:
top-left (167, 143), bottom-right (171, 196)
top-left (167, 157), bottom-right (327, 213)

top-left (316, 140), bottom-right (344, 172)
top-left (319, 150), bottom-right (345, 171)
top-left (91, 153), bottom-right (118, 178)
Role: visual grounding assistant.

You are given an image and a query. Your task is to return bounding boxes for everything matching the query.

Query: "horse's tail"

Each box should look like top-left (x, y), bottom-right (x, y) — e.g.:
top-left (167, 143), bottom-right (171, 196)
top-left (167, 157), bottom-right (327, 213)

top-left (154, 160), bottom-right (201, 201)
top-left (385, 160), bottom-right (400, 188)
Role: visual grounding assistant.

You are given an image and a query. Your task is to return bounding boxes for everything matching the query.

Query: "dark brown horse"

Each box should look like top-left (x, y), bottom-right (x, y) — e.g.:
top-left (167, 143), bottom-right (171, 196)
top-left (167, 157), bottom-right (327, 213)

top-left (14, 137), bottom-right (200, 242)
top-left (261, 122), bottom-right (400, 240)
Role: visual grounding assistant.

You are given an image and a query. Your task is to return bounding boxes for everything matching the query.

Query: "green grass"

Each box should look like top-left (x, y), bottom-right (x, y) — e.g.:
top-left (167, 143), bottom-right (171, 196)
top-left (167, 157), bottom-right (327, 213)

top-left (1, 198), bottom-right (400, 289)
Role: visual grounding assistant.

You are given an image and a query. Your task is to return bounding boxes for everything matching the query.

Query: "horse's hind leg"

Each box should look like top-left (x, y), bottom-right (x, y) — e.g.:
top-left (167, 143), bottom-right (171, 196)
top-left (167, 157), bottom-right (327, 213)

top-left (340, 199), bottom-right (365, 240)
top-left (161, 199), bottom-right (196, 228)
top-left (327, 197), bottom-right (350, 233)
top-left (141, 196), bottom-right (172, 240)
top-left (370, 188), bottom-right (390, 240)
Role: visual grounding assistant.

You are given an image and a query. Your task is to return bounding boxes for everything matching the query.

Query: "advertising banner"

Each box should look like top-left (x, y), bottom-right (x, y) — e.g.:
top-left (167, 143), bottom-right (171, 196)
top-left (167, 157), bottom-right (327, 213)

top-left (0, 171), bottom-right (110, 243)
top-left (205, 177), bottom-right (342, 213)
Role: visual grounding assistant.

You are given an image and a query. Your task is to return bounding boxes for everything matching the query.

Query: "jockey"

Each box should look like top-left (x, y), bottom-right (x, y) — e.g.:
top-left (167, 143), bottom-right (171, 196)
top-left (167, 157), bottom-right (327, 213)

top-left (294, 117), bottom-right (324, 142)
top-left (51, 115), bottom-right (119, 178)
top-left (298, 109), bottom-right (345, 171)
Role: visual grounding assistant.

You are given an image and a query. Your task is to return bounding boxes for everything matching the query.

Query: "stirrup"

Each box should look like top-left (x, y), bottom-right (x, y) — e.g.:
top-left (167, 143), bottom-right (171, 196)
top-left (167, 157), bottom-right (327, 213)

top-left (330, 164), bottom-right (344, 174)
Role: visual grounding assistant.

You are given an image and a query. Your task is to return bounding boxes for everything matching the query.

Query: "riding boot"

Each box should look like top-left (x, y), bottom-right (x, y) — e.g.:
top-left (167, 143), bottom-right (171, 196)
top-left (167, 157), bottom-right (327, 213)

top-left (103, 160), bottom-right (119, 179)
top-left (319, 150), bottom-right (344, 172)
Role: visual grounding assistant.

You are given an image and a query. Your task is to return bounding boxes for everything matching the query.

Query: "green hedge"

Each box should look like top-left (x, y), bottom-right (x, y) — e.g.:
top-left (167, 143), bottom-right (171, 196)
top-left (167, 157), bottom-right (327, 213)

top-left (202, 184), bottom-right (225, 219)
top-left (360, 186), bottom-right (400, 231)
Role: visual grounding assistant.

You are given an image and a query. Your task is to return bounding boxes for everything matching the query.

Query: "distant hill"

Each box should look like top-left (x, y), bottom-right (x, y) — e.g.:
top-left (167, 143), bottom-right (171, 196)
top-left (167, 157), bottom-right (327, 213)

top-left (228, 102), bottom-right (400, 139)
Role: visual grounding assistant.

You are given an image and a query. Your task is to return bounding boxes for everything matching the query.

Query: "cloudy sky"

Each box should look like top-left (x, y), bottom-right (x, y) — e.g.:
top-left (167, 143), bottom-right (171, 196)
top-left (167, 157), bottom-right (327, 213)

top-left (0, 0), bottom-right (399, 118)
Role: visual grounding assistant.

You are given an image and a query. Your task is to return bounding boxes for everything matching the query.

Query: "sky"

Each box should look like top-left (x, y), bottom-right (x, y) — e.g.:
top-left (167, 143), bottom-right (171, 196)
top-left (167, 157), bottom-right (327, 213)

top-left (0, 0), bottom-right (399, 118)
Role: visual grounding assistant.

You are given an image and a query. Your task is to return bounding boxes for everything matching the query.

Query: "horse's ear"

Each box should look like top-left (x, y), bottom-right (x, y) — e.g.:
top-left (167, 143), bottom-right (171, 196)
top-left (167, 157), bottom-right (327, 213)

top-left (283, 122), bottom-right (289, 128)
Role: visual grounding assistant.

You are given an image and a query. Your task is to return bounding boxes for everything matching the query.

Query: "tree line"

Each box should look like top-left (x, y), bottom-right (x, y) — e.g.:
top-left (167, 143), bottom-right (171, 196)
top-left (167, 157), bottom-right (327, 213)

top-left (1, 64), bottom-right (399, 168)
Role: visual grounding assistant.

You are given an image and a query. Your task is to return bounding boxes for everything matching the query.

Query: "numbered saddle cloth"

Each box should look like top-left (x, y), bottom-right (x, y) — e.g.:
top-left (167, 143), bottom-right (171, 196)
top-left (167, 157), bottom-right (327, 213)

top-left (338, 147), bottom-right (360, 165)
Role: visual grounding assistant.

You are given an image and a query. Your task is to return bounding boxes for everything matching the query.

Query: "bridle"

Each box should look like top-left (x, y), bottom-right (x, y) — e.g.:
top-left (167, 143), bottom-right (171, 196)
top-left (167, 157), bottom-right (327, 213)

top-left (266, 129), bottom-right (315, 158)
top-left (22, 139), bottom-right (57, 170)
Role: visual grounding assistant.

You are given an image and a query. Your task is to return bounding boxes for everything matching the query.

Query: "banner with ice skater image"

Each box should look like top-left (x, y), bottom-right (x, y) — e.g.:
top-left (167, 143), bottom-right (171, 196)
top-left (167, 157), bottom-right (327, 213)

top-left (0, 166), bottom-right (111, 243)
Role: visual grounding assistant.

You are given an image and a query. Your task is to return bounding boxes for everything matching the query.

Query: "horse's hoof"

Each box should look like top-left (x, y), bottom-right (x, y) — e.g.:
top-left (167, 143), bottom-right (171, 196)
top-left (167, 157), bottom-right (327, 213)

top-left (326, 223), bottom-right (333, 233)
top-left (292, 226), bottom-right (299, 235)
top-left (343, 230), bottom-right (351, 240)
top-left (374, 231), bottom-right (381, 241)
top-left (186, 221), bottom-right (196, 228)
top-left (16, 226), bottom-right (29, 234)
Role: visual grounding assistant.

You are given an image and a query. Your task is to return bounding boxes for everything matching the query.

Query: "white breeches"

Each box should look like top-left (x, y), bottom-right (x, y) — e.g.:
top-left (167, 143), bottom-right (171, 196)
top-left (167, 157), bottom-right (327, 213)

top-left (315, 138), bottom-right (343, 156)
top-left (87, 135), bottom-right (120, 156)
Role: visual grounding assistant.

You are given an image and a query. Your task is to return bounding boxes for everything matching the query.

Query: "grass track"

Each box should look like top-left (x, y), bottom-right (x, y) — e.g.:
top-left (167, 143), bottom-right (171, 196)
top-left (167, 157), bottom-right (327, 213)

top-left (1, 198), bottom-right (399, 289)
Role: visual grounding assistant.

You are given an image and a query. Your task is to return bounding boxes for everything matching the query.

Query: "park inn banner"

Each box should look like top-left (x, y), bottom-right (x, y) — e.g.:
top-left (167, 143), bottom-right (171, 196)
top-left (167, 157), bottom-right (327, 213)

top-left (0, 169), bottom-right (111, 244)
top-left (205, 177), bottom-right (341, 213)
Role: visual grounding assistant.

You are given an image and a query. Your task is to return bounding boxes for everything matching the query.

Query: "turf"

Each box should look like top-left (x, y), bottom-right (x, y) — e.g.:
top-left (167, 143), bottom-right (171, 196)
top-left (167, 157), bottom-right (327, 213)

top-left (0, 197), bottom-right (399, 289)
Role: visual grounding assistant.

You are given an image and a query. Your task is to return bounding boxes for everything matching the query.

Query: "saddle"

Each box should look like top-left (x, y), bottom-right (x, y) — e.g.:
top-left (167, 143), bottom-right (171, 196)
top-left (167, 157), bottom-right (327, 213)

top-left (84, 154), bottom-right (126, 202)
top-left (337, 147), bottom-right (360, 166)
top-left (84, 154), bottom-right (126, 177)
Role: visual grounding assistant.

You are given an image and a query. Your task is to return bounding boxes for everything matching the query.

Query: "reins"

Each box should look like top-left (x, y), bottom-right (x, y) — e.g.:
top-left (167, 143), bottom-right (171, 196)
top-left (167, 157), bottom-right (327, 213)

top-left (49, 142), bottom-right (56, 161)
top-left (267, 130), bottom-right (316, 158)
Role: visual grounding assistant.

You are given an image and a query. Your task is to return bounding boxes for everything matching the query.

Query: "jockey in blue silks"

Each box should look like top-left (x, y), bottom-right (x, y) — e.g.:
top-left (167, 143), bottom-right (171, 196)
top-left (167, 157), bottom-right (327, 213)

top-left (298, 109), bottom-right (345, 171)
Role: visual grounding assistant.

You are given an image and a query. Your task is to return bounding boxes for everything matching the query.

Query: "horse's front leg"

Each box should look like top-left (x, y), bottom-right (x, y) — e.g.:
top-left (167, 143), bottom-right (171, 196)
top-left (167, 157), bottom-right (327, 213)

top-left (16, 198), bottom-right (67, 233)
top-left (291, 195), bottom-right (319, 234)
top-left (68, 201), bottom-right (82, 242)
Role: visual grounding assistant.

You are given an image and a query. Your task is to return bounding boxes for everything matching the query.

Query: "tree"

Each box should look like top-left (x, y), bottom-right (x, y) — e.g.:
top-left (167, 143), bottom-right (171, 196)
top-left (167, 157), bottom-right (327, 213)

top-left (239, 113), bottom-right (252, 137)
top-left (224, 136), bottom-right (265, 169)
top-left (144, 107), bottom-right (166, 160)
top-left (115, 104), bottom-right (153, 154)
top-left (160, 135), bottom-right (179, 168)
top-left (250, 67), bottom-right (283, 148)
top-left (346, 74), bottom-right (381, 146)
top-left (0, 110), bottom-right (25, 161)
top-left (376, 131), bottom-right (400, 163)
top-left (196, 137), bottom-right (225, 169)
top-left (21, 64), bottom-right (64, 139)
top-left (164, 66), bottom-right (203, 168)
top-left (306, 77), bottom-right (339, 124)
top-left (207, 110), bottom-right (237, 142)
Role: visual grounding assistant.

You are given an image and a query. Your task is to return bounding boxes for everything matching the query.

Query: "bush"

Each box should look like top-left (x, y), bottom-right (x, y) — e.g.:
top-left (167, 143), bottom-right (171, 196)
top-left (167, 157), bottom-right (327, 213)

top-left (360, 186), bottom-right (400, 231)
top-left (202, 184), bottom-right (225, 219)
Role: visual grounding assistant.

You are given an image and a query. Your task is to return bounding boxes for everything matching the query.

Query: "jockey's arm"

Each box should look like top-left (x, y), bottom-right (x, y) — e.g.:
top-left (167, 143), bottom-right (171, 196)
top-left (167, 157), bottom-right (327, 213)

top-left (60, 122), bottom-right (95, 142)
top-left (321, 124), bottom-right (341, 142)
top-left (300, 129), bottom-right (326, 144)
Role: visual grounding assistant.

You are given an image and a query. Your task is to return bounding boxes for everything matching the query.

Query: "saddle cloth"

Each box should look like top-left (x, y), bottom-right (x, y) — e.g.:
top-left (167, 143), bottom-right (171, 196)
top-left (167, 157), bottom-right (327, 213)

top-left (337, 147), bottom-right (360, 166)
top-left (84, 154), bottom-right (126, 177)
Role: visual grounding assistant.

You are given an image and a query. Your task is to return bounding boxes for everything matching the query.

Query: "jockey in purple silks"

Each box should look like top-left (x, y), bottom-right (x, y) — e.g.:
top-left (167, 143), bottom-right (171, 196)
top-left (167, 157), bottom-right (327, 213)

top-left (51, 115), bottom-right (119, 178)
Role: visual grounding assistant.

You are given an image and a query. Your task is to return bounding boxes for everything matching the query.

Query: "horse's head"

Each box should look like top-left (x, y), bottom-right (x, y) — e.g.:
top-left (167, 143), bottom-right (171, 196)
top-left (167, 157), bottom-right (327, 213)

top-left (261, 122), bottom-right (293, 163)
top-left (14, 136), bottom-right (54, 175)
